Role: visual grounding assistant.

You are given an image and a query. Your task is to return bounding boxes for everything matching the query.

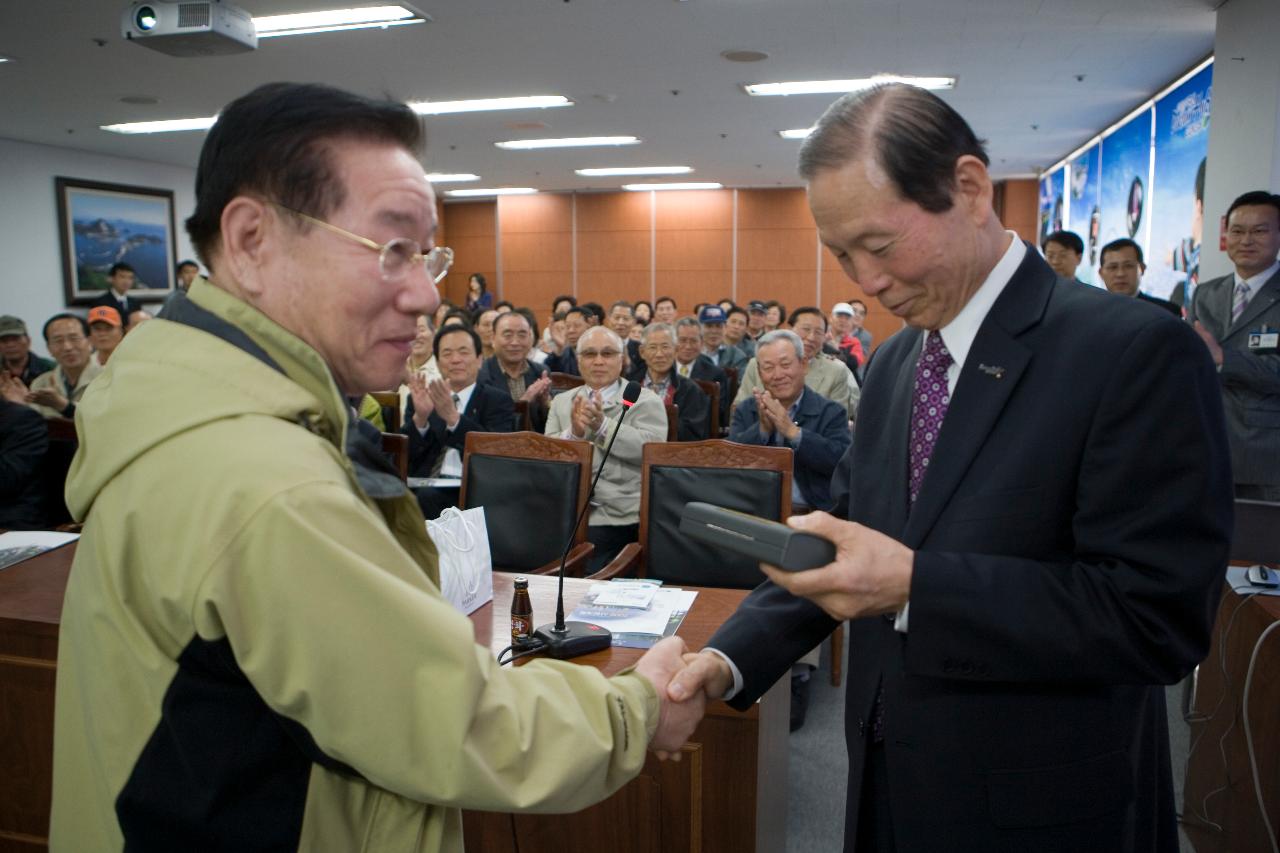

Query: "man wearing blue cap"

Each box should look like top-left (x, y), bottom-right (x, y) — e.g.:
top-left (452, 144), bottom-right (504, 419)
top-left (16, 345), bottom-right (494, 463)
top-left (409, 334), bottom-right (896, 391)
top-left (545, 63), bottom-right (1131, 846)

top-left (698, 305), bottom-right (749, 372)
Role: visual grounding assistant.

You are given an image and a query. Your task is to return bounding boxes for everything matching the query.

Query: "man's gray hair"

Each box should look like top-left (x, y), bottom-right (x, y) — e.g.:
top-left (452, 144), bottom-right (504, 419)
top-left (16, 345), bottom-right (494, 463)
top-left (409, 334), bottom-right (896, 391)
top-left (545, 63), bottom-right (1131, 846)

top-left (797, 83), bottom-right (989, 214)
top-left (640, 322), bottom-right (675, 346)
top-left (674, 317), bottom-right (701, 333)
top-left (576, 324), bottom-right (624, 355)
top-left (757, 329), bottom-right (805, 361)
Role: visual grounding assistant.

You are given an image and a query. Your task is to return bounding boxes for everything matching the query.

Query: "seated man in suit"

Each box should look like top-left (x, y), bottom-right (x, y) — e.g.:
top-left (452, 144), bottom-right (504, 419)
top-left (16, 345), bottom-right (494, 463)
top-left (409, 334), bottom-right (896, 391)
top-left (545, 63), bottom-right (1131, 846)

top-left (477, 309), bottom-right (552, 431)
top-left (728, 330), bottom-right (851, 512)
top-left (89, 262), bottom-right (143, 320)
top-left (403, 324), bottom-right (514, 518)
top-left (734, 306), bottom-right (859, 420)
top-left (543, 305), bottom-right (591, 377)
top-left (628, 322), bottom-right (711, 441)
top-left (673, 316), bottom-right (732, 426)
top-left (546, 325), bottom-right (667, 572)
top-left (1099, 238), bottom-right (1180, 316)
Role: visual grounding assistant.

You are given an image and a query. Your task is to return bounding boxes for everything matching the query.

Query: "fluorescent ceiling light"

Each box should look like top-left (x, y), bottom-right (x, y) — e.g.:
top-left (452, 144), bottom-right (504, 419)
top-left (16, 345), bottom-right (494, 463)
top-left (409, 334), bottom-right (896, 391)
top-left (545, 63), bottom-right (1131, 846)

top-left (778, 128), bottom-right (814, 140)
top-left (410, 96), bottom-right (571, 116)
top-left (254, 6), bottom-right (425, 38)
top-left (496, 136), bottom-right (640, 150)
top-left (446, 187), bottom-right (539, 197)
top-left (426, 173), bottom-right (480, 183)
top-left (576, 166), bottom-right (692, 177)
top-left (744, 75), bottom-right (955, 96)
top-left (101, 116), bottom-right (218, 134)
top-left (622, 182), bottom-right (723, 191)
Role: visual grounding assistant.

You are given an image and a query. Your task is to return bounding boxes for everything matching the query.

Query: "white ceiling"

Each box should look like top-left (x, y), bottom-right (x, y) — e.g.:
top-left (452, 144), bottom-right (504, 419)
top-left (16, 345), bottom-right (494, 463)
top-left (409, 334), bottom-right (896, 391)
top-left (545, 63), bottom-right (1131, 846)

top-left (0, 0), bottom-right (1219, 192)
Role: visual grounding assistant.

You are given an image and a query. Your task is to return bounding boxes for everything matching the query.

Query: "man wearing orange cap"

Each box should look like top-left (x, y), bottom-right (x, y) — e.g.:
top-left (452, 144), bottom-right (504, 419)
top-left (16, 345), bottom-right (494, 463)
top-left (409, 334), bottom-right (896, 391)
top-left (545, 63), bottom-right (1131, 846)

top-left (87, 306), bottom-right (125, 365)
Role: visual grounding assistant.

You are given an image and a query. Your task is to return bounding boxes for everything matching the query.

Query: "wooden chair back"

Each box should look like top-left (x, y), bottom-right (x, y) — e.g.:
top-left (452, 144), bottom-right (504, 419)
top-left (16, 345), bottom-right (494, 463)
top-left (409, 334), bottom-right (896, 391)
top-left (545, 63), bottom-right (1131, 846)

top-left (692, 378), bottom-right (721, 437)
top-left (380, 432), bottom-right (409, 482)
top-left (664, 402), bottom-right (680, 441)
top-left (549, 372), bottom-right (584, 393)
top-left (369, 391), bottom-right (401, 432)
top-left (460, 431), bottom-right (596, 575)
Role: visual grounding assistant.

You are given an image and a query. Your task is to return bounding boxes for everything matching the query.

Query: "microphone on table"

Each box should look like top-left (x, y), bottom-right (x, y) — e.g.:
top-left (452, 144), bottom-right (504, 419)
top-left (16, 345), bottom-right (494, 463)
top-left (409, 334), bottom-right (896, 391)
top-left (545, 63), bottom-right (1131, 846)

top-left (532, 380), bottom-right (643, 659)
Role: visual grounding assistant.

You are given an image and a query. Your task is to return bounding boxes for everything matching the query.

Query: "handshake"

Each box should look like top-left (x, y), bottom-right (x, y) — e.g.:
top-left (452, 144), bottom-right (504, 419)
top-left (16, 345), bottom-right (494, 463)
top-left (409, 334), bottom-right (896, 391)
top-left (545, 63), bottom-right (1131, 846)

top-left (632, 637), bottom-right (734, 759)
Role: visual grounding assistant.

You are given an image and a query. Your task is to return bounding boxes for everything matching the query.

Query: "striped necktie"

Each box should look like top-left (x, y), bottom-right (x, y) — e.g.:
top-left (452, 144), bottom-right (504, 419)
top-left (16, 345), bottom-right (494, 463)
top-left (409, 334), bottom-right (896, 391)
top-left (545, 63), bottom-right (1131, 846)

top-left (1231, 280), bottom-right (1252, 325)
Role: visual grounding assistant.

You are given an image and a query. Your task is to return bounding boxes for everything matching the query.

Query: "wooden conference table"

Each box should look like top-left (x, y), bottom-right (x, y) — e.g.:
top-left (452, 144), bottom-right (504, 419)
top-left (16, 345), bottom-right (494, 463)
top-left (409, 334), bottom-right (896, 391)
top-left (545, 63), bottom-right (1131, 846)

top-left (0, 543), bottom-right (787, 853)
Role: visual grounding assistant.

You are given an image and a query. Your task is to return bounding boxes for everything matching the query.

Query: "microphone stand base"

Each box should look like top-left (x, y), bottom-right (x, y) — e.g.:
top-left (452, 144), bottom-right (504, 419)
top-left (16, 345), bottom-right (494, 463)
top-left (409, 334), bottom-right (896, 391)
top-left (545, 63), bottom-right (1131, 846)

top-left (532, 621), bottom-right (613, 659)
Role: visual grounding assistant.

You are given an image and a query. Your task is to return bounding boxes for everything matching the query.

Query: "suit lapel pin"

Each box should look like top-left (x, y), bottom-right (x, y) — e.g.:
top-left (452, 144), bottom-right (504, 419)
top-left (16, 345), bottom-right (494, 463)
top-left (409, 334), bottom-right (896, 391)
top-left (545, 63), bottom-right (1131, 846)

top-left (978, 363), bottom-right (1005, 379)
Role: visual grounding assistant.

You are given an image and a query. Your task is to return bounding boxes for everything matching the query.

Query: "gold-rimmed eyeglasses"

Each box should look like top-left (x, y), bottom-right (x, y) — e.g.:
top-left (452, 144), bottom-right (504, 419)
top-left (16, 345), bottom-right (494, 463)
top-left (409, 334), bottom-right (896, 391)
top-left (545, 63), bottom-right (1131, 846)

top-left (272, 202), bottom-right (453, 284)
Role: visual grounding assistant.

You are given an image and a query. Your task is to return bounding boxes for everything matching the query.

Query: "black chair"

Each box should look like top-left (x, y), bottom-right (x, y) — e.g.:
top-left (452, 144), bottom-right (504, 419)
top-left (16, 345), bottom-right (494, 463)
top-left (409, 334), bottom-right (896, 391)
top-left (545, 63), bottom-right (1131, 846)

top-left (459, 431), bottom-right (595, 576)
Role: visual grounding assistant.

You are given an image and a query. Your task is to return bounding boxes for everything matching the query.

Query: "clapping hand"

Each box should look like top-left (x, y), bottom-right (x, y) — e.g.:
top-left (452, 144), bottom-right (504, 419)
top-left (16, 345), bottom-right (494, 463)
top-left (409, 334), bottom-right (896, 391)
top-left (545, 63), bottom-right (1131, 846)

top-left (570, 392), bottom-right (604, 439)
top-left (0, 375), bottom-right (28, 405)
top-left (755, 389), bottom-right (798, 441)
top-left (522, 370), bottom-right (552, 403)
top-left (29, 386), bottom-right (68, 413)
top-left (408, 372), bottom-right (434, 428)
top-left (634, 637), bottom-right (707, 759)
top-left (427, 379), bottom-right (460, 428)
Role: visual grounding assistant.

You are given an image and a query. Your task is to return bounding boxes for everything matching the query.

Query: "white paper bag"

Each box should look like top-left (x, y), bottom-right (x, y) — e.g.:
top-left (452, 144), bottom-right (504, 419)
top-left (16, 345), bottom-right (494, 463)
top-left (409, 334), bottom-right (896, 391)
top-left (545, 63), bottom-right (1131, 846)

top-left (425, 506), bottom-right (494, 615)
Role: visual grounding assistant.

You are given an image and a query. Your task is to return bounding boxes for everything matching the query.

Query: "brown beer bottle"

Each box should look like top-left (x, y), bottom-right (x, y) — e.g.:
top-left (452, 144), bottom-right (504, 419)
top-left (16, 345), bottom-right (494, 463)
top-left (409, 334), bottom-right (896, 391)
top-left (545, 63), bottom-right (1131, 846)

top-left (511, 577), bottom-right (534, 648)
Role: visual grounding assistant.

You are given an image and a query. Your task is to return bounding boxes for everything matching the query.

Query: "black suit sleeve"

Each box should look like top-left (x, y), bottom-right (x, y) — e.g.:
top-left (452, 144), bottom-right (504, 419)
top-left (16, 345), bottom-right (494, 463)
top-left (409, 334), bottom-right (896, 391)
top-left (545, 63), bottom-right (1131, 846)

top-left (0, 402), bottom-right (48, 501)
top-left (675, 382), bottom-right (710, 441)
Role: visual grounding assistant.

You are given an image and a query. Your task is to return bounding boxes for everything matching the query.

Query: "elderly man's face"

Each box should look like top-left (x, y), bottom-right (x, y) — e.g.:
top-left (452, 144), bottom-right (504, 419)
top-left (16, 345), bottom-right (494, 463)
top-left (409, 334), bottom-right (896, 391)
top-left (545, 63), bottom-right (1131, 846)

top-left (577, 326), bottom-right (624, 389)
top-left (757, 339), bottom-right (806, 404)
top-left (0, 333), bottom-right (30, 363)
top-left (809, 156), bottom-right (984, 331)
top-left (609, 305), bottom-right (635, 339)
top-left (654, 300), bottom-right (677, 323)
top-left (410, 315), bottom-right (434, 360)
top-left (477, 310), bottom-right (498, 346)
top-left (789, 312), bottom-right (826, 361)
top-left (675, 325), bottom-right (702, 365)
top-left (494, 313), bottom-right (533, 365)
top-left (257, 140), bottom-right (439, 393)
top-left (701, 321), bottom-right (724, 349)
top-left (830, 312), bottom-right (854, 336)
top-left (437, 328), bottom-right (482, 390)
top-left (89, 320), bottom-right (123, 354)
top-left (45, 318), bottom-right (91, 372)
top-left (641, 327), bottom-right (676, 376)
top-left (564, 312), bottom-right (589, 348)
top-left (724, 313), bottom-right (747, 342)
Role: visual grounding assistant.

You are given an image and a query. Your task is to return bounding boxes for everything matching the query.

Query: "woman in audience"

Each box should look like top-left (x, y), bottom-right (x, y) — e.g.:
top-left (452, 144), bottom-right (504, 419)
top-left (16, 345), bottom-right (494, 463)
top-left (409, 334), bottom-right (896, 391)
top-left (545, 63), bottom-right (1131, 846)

top-left (399, 314), bottom-right (441, 416)
top-left (432, 299), bottom-right (457, 330)
top-left (764, 300), bottom-right (786, 332)
top-left (633, 300), bottom-right (653, 326)
top-left (464, 273), bottom-right (493, 313)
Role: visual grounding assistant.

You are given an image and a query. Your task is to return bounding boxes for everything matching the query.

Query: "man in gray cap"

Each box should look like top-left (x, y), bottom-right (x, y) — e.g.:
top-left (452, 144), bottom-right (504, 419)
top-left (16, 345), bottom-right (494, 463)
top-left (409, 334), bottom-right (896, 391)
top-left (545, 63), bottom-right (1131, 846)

top-left (0, 315), bottom-right (55, 386)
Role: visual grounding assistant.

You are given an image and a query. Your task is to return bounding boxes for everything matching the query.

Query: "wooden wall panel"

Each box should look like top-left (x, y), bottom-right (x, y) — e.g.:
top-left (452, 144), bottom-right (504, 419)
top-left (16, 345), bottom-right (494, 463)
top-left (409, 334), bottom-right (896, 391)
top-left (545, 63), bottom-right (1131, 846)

top-left (576, 192), bottom-right (651, 232)
top-left (440, 201), bottom-right (496, 307)
top-left (654, 190), bottom-right (732, 310)
top-left (999, 179), bottom-right (1040, 246)
top-left (654, 271), bottom-right (733, 313)
top-left (576, 270), bottom-right (651, 309)
top-left (654, 190), bottom-right (733, 230)
top-left (737, 188), bottom-right (812, 229)
top-left (579, 230), bottom-right (650, 272)
top-left (735, 270), bottom-right (817, 311)
top-left (499, 195), bottom-right (573, 310)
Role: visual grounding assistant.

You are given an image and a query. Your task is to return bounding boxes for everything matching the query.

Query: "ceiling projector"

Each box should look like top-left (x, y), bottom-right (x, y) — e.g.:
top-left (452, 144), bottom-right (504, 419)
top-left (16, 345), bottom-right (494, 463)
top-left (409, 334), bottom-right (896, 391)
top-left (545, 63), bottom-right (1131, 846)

top-left (122, 1), bottom-right (257, 56)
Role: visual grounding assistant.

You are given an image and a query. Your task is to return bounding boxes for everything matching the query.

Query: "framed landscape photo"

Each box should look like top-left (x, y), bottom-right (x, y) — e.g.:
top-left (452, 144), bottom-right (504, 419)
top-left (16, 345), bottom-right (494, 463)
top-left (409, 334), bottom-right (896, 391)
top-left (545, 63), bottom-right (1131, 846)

top-left (55, 177), bottom-right (177, 303)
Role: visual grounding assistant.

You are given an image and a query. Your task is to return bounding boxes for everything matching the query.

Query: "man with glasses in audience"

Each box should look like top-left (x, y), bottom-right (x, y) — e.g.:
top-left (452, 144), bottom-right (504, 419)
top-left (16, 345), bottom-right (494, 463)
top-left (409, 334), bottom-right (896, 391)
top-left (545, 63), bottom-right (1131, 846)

top-left (1, 313), bottom-right (101, 419)
top-left (1098, 238), bottom-right (1179, 316)
top-left (544, 304), bottom-right (591, 377)
top-left (0, 315), bottom-right (54, 386)
top-left (734, 307), bottom-right (858, 420)
top-left (673, 316), bottom-right (732, 426)
top-left (629, 322), bottom-right (711, 441)
top-left (547, 324), bottom-right (667, 571)
top-left (1189, 190), bottom-right (1280, 500)
top-left (51, 82), bottom-right (703, 853)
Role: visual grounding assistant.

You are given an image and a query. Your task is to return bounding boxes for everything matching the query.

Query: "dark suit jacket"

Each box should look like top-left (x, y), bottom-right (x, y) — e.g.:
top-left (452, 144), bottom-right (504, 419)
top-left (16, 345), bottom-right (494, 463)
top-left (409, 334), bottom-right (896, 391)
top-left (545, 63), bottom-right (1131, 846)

top-left (627, 367), bottom-right (711, 441)
top-left (1188, 267), bottom-right (1280, 486)
top-left (543, 347), bottom-right (579, 377)
top-left (727, 388), bottom-right (850, 510)
top-left (681, 354), bottom-right (731, 425)
top-left (1136, 290), bottom-right (1181, 317)
top-left (87, 290), bottom-right (141, 320)
top-left (477, 356), bottom-right (548, 431)
top-left (401, 382), bottom-right (515, 477)
top-left (709, 246), bottom-right (1232, 852)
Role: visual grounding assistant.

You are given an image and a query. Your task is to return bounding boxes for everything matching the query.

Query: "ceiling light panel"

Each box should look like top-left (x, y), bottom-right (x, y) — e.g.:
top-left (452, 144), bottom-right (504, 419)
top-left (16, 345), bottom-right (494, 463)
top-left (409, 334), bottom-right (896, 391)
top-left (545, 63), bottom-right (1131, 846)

top-left (409, 96), bottom-right (571, 116)
top-left (745, 75), bottom-right (955, 96)
top-left (622, 182), bottom-right (723, 191)
top-left (425, 173), bottom-right (481, 183)
top-left (778, 128), bottom-right (814, 140)
top-left (253, 6), bottom-right (425, 38)
top-left (496, 136), bottom-right (640, 150)
top-left (446, 187), bottom-right (539, 197)
top-left (100, 116), bottom-right (218, 134)
top-left (575, 166), bottom-right (692, 177)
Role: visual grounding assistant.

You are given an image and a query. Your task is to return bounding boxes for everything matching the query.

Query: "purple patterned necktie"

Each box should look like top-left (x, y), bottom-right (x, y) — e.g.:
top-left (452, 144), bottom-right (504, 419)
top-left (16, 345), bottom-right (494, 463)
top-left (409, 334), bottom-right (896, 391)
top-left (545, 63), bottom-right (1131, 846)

top-left (1232, 281), bottom-right (1252, 325)
top-left (908, 332), bottom-right (954, 505)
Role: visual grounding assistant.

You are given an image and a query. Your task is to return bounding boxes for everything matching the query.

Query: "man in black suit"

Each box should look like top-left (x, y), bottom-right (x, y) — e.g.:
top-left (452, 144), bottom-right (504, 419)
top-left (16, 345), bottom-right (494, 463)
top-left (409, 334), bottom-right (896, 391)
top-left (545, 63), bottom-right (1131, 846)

top-left (1099, 238), bottom-right (1180, 317)
top-left (628, 322), bottom-right (710, 441)
top-left (543, 305), bottom-right (589, 377)
top-left (669, 83), bottom-right (1231, 852)
top-left (477, 310), bottom-right (551, 431)
top-left (1188, 190), bottom-right (1280, 500)
top-left (88, 263), bottom-right (143, 319)
top-left (673, 317), bottom-right (731, 426)
top-left (403, 325), bottom-right (514, 518)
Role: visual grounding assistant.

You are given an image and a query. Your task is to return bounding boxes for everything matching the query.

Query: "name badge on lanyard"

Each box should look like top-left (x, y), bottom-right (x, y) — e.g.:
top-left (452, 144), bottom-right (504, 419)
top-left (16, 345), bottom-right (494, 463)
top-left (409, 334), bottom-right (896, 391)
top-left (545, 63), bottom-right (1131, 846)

top-left (1247, 325), bottom-right (1279, 353)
